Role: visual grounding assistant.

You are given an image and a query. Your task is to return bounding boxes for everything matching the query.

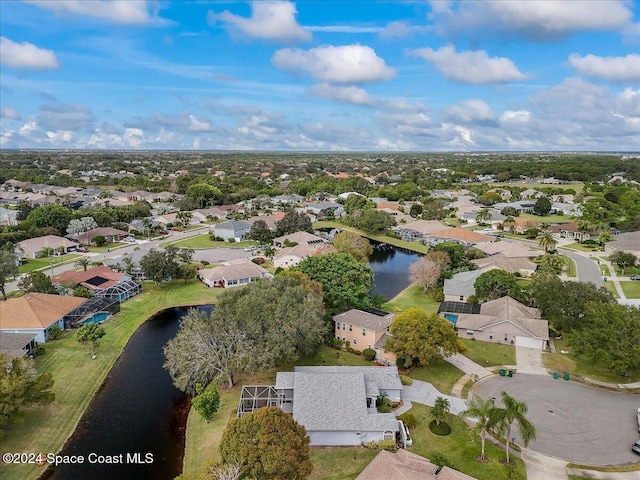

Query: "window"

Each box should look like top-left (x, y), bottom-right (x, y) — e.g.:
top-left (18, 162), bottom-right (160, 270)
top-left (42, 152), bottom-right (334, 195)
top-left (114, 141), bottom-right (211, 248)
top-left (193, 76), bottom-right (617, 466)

top-left (489, 333), bottom-right (493, 339)
top-left (362, 328), bottom-right (366, 336)
top-left (342, 337), bottom-right (346, 343)
top-left (460, 295), bottom-right (464, 301)
top-left (504, 334), bottom-right (508, 341)
top-left (343, 323), bottom-right (346, 330)
top-left (336, 323), bottom-right (340, 330)
top-left (349, 324), bottom-right (352, 332)
top-left (353, 338), bottom-right (357, 345)
top-left (466, 330), bottom-right (474, 336)
top-left (368, 344), bottom-right (371, 349)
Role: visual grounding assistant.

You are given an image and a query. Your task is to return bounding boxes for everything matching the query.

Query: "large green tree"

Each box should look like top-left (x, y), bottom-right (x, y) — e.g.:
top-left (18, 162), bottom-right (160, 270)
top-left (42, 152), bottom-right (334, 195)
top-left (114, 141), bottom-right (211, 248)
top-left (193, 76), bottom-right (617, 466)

top-left (294, 252), bottom-right (374, 312)
top-left (0, 355), bottom-right (55, 433)
top-left (220, 407), bottom-right (312, 480)
top-left (275, 211), bottom-right (313, 236)
top-left (609, 251), bottom-right (637, 276)
top-left (185, 183), bottom-right (222, 208)
top-left (537, 230), bottom-right (558, 253)
top-left (140, 248), bottom-right (180, 287)
top-left (247, 219), bottom-right (274, 244)
top-left (164, 276), bottom-right (325, 392)
top-left (492, 392), bottom-right (536, 464)
top-left (18, 271), bottom-right (56, 294)
top-left (354, 209), bottom-right (396, 233)
top-left (331, 231), bottom-right (373, 262)
top-left (76, 323), bottom-right (106, 357)
top-left (26, 205), bottom-right (74, 235)
top-left (473, 270), bottom-right (520, 302)
top-left (570, 302), bottom-right (640, 376)
top-left (386, 309), bottom-right (464, 367)
top-left (533, 197), bottom-right (552, 216)
top-left (0, 250), bottom-right (19, 300)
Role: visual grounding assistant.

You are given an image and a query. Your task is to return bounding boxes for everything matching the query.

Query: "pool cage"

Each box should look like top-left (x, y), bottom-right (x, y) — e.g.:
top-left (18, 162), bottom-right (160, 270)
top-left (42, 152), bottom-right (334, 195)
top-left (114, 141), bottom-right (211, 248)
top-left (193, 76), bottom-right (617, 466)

top-left (237, 386), bottom-right (286, 418)
top-left (96, 280), bottom-right (142, 302)
top-left (63, 297), bottom-right (120, 328)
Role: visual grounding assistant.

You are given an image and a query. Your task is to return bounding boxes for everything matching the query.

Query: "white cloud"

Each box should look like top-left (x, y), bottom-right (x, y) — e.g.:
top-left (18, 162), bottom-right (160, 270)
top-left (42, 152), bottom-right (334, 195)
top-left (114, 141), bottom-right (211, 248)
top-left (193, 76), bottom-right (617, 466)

top-left (308, 84), bottom-right (374, 106)
top-left (37, 103), bottom-right (94, 131)
top-left (208, 1), bottom-right (311, 43)
top-left (23, 0), bottom-right (157, 25)
top-left (0, 36), bottom-right (59, 70)
top-left (433, 0), bottom-right (634, 41)
top-left (500, 110), bottom-right (531, 124)
top-left (379, 21), bottom-right (429, 39)
top-left (441, 99), bottom-right (496, 125)
top-left (568, 53), bottom-right (640, 83)
top-left (272, 44), bottom-right (396, 83)
top-left (307, 25), bottom-right (382, 33)
top-left (19, 121), bottom-right (39, 136)
top-left (408, 45), bottom-right (525, 84)
top-left (188, 115), bottom-right (213, 132)
top-left (123, 128), bottom-right (144, 148)
top-left (0, 107), bottom-right (21, 120)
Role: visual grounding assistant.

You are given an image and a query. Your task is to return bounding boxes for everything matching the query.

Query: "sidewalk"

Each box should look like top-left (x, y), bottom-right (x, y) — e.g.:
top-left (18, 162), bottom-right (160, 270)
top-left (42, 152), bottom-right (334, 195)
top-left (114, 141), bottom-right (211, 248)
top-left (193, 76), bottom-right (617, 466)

top-left (400, 379), bottom-right (468, 415)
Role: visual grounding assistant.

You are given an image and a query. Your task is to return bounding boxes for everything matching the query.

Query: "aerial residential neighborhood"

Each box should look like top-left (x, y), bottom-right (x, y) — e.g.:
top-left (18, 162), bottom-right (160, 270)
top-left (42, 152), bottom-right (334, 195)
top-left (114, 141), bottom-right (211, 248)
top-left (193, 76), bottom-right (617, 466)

top-left (1, 1), bottom-right (640, 480)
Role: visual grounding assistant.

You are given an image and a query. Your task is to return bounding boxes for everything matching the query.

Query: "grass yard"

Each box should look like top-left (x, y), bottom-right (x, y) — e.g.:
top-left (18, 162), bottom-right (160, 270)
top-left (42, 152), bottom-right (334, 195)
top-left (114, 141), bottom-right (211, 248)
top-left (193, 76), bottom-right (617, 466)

top-left (309, 448), bottom-right (378, 480)
top-left (563, 242), bottom-right (604, 253)
top-left (0, 280), bottom-right (221, 480)
top-left (407, 403), bottom-right (526, 480)
top-left (18, 254), bottom-right (81, 274)
top-left (408, 360), bottom-right (465, 395)
top-left (314, 220), bottom-right (429, 254)
top-left (384, 284), bottom-right (439, 315)
top-left (559, 255), bottom-right (576, 277)
top-left (611, 264), bottom-right (640, 277)
top-left (620, 281), bottom-right (640, 299)
top-left (604, 281), bottom-right (620, 298)
top-left (544, 337), bottom-right (640, 384)
top-left (461, 339), bottom-right (516, 367)
top-left (87, 242), bottom-right (127, 253)
top-left (521, 212), bottom-right (575, 224)
top-left (599, 263), bottom-right (611, 276)
top-left (167, 234), bottom-right (258, 250)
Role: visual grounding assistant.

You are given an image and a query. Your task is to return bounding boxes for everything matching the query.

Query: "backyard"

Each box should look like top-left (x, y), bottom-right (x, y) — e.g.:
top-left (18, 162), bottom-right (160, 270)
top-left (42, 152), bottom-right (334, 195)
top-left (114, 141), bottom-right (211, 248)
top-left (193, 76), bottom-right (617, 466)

top-left (0, 280), bottom-right (221, 480)
top-left (408, 360), bottom-right (465, 395)
top-left (460, 339), bottom-right (516, 367)
top-left (620, 281), bottom-right (640, 299)
top-left (384, 283), bottom-right (439, 315)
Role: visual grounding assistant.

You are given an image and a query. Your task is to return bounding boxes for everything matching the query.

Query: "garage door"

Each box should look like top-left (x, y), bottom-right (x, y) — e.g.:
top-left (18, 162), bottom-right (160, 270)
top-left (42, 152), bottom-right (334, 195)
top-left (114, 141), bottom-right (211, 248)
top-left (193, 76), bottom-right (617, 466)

top-left (515, 336), bottom-right (543, 349)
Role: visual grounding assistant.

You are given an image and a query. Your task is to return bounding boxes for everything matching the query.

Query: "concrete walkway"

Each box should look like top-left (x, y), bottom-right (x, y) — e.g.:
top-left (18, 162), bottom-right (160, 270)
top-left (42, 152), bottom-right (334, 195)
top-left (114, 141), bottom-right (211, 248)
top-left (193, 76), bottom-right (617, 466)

top-left (520, 448), bottom-right (569, 480)
top-left (401, 380), bottom-right (468, 415)
top-left (445, 353), bottom-right (493, 380)
top-left (515, 345), bottom-right (547, 375)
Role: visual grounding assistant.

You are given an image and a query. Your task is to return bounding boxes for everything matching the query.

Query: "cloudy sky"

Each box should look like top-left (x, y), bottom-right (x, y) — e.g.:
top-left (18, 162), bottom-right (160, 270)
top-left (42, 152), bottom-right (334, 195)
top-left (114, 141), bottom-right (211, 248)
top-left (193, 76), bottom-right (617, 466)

top-left (1, 0), bottom-right (639, 151)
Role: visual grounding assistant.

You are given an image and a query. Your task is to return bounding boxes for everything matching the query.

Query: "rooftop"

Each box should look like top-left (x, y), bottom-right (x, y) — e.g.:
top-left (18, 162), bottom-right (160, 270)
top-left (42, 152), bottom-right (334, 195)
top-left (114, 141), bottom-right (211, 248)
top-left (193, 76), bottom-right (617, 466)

top-left (333, 309), bottom-right (395, 332)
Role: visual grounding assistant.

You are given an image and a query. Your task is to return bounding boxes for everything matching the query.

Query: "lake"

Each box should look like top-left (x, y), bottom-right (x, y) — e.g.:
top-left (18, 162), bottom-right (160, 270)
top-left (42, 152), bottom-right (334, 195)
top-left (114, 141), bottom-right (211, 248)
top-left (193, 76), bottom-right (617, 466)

top-left (368, 243), bottom-right (421, 299)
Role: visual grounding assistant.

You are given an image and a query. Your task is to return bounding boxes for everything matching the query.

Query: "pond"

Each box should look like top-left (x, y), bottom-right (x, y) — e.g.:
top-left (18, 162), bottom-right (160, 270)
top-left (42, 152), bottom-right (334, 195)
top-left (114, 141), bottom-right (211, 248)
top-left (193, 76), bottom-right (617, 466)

top-left (368, 243), bottom-right (421, 300)
top-left (44, 306), bottom-right (211, 480)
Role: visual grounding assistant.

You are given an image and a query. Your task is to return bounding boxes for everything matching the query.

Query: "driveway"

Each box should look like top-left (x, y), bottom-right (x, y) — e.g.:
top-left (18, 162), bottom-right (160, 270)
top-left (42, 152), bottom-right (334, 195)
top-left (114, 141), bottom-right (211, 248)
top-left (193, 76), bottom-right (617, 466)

top-left (515, 346), bottom-right (547, 375)
top-left (402, 380), bottom-right (468, 415)
top-left (472, 374), bottom-right (640, 465)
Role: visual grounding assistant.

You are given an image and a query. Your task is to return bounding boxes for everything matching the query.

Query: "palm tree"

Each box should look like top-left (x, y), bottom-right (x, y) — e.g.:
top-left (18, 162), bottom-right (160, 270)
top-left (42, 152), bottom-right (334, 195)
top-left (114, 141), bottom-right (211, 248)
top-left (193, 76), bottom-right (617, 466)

top-left (503, 216), bottom-right (515, 234)
top-left (537, 230), bottom-right (558, 253)
top-left (464, 396), bottom-right (496, 461)
top-left (491, 391), bottom-right (536, 464)
top-left (431, 396), bottom-right (450, 426)
top-left (75, 257), bottom-right (90, 272)
top-left (475, 208), bottom-right (491, 225)
top-left (39, 247), bottom-right (55, 277)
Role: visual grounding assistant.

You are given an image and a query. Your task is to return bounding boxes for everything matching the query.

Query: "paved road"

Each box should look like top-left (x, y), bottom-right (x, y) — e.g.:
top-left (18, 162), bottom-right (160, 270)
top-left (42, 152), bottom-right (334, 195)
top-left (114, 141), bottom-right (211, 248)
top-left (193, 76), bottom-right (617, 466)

top-left (558, 248), bottom-right (604, 286)
top-left (472, 374), bottom-right (640, 465)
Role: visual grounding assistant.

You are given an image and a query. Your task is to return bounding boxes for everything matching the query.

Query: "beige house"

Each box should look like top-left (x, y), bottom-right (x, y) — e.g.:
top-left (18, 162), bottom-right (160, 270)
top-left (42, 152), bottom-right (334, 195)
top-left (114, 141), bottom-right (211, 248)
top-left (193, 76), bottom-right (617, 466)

top-left (475, 241), bottom-right (541, 258)
top-left (450, 296), bottom-right (549, 349)
top-left (356, 450), bottom-right (477, 480)
top-left (273, 243), bottom-right (321, 268)
top-left (273, 231), bottom-right (325, 247)
top-left (16, 235), bottom-right (79, 259)
top-left (471, 253), bottom-right (537, 277)
top-left (199, 260), bottom-right (272, 288)
top-left (334, 309), bottom-right (396, 364)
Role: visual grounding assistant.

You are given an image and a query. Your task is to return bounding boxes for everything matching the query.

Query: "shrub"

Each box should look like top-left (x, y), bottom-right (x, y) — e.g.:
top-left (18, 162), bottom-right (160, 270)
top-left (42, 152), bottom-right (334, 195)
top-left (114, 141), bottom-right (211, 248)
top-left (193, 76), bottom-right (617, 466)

top-left (192, 382), bottom-right (220, 423)
top-left (432, 288), bottom-right (444, 302)
top-left (346, 347), bottom-right (355, 354)
top-left (364, 441), bottom-right (377, 449)
top-left (430, 452), bottom-right (454, 468)
top-left (362, 348), bottom-right (376, 361)
top-left (354, 350), bottom-right (362, 355)
top-left (227, 238), bottom-right (236, 243)
top-left (378, 439), bottom-right (396, 452)
top-left (93, 235), bottom-right (106, 247)
top-left (35, 345), bottom-right (46, 356)
top-left (399, 374), bottom-right (412, 386)
top-left (200, 260), bottom-right (210, 266)
top-left (398, 412), bottom-right (416, 429)
top-left (48, 325), bottom-right (63, 340)
top-left (330, 338), bottom-right (342, 349)
top-left (396, 357), bottom-right (405, 369)
top-left (274, 267), bottom-right (284, 275)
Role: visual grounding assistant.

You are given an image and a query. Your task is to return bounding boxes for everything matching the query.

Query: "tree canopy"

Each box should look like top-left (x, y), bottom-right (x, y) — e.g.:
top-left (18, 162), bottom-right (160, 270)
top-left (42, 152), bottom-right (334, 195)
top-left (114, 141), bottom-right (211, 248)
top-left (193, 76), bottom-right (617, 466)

top-left (140, 248), bottom-right (180, 287)
top-left (76, 323), bottom-right (106, 357)
top-left (294, 252), bottom-right (374, 312)
top-left (26, 204), bottom-right (74, 235)
top-left (220, 407), bottom-right (312, 480)
top-left (331, 231), bottom-right (373, 262)
top-left (386, 309), bottom-right (464, 367)
top-left (533, 197), bottom-right (552, 216)
top-left (609, 251), bottom-right (637, 275)
top-left (0, 250), bottom-right (19, 300)
top-left (274, 211), bottom-right (313, 236)
top-left (247, 219), bottom-right (274, 244)
top-left (409, 257), bottom-right (441, 292)
top-left (164, 276), bottom-right (325, 392)
top-left (473, 270), bottom-right (520, 302)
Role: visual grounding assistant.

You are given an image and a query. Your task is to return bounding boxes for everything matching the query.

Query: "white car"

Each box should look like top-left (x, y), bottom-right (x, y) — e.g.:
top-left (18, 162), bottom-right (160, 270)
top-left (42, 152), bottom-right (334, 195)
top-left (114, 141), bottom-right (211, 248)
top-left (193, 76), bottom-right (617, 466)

top-left (123, 237), bottom-right (137, 244)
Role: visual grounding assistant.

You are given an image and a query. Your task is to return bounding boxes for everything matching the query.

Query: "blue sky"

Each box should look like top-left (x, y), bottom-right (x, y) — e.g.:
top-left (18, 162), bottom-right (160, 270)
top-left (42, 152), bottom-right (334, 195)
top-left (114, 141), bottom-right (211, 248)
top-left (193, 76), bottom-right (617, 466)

top-left (1, 0), bottom-right (639, 151)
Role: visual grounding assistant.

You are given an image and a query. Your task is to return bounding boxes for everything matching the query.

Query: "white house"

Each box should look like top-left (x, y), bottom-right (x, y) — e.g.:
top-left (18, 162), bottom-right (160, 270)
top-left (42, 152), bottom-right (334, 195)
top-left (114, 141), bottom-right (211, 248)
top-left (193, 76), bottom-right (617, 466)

top-left (199, 261), bottom-right (272, 288)
top-left (213, 220), bottom-right (251, 241)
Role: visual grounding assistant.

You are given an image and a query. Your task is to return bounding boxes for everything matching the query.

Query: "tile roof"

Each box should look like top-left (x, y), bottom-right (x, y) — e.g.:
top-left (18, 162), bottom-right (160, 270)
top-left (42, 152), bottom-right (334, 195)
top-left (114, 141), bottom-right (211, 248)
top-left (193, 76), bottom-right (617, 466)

top-left (17, 235), bottom-right (77, 253)
top-left (471, 254), bottom-right (537, 274)
top-left (274, 231), bottom-right (325, 245)
top-left (430, 227), bottom-right (493, 244)
top-left (333, 309), bottom-right (395, 332)
top-left (52, 265), bottom-right (123, 290)
top-left (401, 220), bottom-right (448, 235)
top-left (199, 262), bottom-right (270, 282)
top-left (0, 293), bottom-right (86, 330)
top-left (475, 241), bottom-right (541, 258)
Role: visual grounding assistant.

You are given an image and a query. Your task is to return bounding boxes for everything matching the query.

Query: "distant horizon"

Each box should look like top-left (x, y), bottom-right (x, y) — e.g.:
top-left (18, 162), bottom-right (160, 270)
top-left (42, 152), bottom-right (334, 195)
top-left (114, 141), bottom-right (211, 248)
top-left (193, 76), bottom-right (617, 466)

top-left (1, 1), bottom-right (639, 151)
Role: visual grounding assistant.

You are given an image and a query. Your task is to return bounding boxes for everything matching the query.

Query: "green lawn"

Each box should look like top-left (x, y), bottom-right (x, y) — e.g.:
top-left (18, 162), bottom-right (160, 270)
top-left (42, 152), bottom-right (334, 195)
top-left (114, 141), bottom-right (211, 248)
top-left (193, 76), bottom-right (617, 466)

top-left (407, 403), bottom-right (526, 480)
top-left (544, 337), bottom-right (640, 384)
top-left (167, 234), bottom-right (258, 250)
top-left (0, 280), bottom-right (221, 480)
top-left (384, 284), bottom-right (439, 315)
top-left (611, 264), bottom-right (640, 276)
top-left (314, 220), bottom-right (429, 254)
top-left (599, 264), bottom-right (611, 276)
top-left (521, 212), bottom-right (575, 224)
top-left (309, 448), bottom-right (378, 480)
top-left (559, 255), bottom-right (576, 277)
top-left (18, 254), bottom-right (81, 273)
top-left (604, 281), bottom-right (619, 298)
top-left (87, 242), bottom-right (127, 253)
top-left (563, 242), bottom-right (604, 253)
top-left (461, 339), bottom-right (516, 367)
top-left (620, 281), bottom-right (640, 299)
top-left (408, 359), bottom-right (465, 395)
top-left (477, 181), bottom-right (584, 194)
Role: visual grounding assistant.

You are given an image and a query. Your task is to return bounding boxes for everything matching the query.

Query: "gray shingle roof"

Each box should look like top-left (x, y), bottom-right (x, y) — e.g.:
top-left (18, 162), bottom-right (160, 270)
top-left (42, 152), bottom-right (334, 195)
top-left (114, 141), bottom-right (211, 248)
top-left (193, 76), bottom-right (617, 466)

top-left (333, 309), bottom-right (395, 332)
top-left (295, 366), bottom-right (402, 390)
top-left (443, 270), bottom-right (483, 297)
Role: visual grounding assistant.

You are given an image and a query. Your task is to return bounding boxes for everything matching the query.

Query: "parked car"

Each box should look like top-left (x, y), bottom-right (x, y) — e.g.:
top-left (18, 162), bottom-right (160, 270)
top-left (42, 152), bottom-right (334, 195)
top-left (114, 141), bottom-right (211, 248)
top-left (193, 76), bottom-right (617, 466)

top-left (630, 275), bottom-right (640, 281)
top-left (637, 407), bottom-right (640, 433)
top-left (76, 247), bottom-right (88, 253)
top-left (633, 439), bottom-right (640, 455)
top-left (244, 246), bottom-right (257, 252)
top-left (123, 237), bottom-right (137, 243)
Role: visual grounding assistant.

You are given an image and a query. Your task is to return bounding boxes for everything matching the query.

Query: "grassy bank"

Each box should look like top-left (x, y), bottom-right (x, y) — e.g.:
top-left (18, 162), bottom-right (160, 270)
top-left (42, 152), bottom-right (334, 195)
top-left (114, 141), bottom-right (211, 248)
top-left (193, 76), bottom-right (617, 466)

top-left (0, 280), bottom-right (220, 480)
top-left (314, 221), bottom-right (429, 254)
top-left (384, 284), bottom-right (439, 314)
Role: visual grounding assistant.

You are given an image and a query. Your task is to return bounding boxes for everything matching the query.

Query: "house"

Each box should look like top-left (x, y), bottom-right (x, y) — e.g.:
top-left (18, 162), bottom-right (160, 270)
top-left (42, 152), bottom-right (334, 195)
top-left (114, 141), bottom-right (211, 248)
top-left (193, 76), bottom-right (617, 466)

top-left (304, 202), bottom-right (344, 220)
top-left (356, 450), bottom-right (477, 480)
top-left (475, 241), bottom-right (541, 258)
top-left (16, 235), bottom-right (79, 259)
top-left (52, 265), bottom-right (142, 302)
top-left (334, 309), bottom-right (396, 364)
top-left (199, 260), bottom-right (272, 288)
top-left (0, 207), bottom-right (18, 226)
top-left (424, 227), bottom-right (493, 247)
top-left (521, 188), bottom-right (544, 199)
top-left (238, 366), bottom-right (403, 446)
top-left (0, 332), bottom-right (37, 360)
top-left (0, 293), bottom-right (87, 343)
top-left (395, 220), bottom-right (448, 242)
top-left (551, 202), bottom-right (582, 216)
top-left (271, 194), bottom-right (305, 204)
top-left (191, 207), bottom-right (228, 222)
top-left (273, 243), bottom-right (332, 268)
top-left (273, 231), bottom-right (325, 248)
top-left (471, 254), bottom-right (538, 277)
top-left (443, 270), bottom-right (484, 302)
top-left (452, 296), bottom-right (549, 349)
top-left (213, 220), bottom-right (251, 241)
top-left (493, 201), bottom-right (535, 214)
top-left (246, 215), bottom-right (279, 232)
top-left (75, 227), bottom-right (129, 245)
top-left (605, 231), bottom-right (640, 258)
top-left (548, 222), bottom-right (594, 243)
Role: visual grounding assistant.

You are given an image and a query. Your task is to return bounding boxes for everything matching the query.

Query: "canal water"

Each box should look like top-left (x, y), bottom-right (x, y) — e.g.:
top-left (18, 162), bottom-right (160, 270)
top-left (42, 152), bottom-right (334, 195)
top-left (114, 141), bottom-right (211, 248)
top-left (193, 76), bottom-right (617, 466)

top-left (368, 243), bottom-right (421, 300)
top-left (44, 306), bottom-right (211, 480)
